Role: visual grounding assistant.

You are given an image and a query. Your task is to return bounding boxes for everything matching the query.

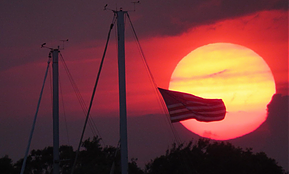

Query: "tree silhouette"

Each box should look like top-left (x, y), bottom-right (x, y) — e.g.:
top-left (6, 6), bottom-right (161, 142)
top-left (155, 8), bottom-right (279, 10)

top-left (0, 155), bottom-right (14, 174)
top-left (12, 136), bottom-right (143, 174)
top-left (3, 137), bottom-right (286, 174)
top-left (145, 139), bottom-right (286, 174)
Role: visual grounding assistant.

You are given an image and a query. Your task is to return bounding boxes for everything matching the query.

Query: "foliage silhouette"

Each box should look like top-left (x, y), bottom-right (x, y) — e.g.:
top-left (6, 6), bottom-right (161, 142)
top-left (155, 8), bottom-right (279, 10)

top-left (11, 136), bottom-right (143, 174)
top-left (0, 155), bottom-right (14, 174)
top-left (1, 137), bottom-right (286, 174)
top-left (145, 138), bottom-right (287, 174)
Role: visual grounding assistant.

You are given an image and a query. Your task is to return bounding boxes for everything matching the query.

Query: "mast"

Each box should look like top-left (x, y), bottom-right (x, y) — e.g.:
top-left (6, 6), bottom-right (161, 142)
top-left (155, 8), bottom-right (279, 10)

top-left (52, 48), bottom-right (60, 174)
top-left (116, 9), bottom-right (128, 174)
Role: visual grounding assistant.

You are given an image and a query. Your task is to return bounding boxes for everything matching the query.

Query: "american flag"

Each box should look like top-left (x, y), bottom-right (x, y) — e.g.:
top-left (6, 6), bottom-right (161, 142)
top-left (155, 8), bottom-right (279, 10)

top-left (158, 88), bottom-right (226, 123)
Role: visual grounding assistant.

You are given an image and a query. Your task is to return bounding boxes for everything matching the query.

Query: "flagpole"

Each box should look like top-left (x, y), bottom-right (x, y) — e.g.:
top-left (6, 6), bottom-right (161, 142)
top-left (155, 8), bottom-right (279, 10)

top-left (116, 9), bottom-right (128, 174)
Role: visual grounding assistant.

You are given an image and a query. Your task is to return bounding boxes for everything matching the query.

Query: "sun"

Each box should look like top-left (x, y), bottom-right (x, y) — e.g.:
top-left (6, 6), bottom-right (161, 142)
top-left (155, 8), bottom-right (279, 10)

top-left (169, 43), bottom-right (276, 140)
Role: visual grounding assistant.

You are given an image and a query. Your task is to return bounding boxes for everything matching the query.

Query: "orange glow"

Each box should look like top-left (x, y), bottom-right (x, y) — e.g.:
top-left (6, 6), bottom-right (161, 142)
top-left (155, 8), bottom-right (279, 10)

top-left (169, 43), bottom-right (276, 140)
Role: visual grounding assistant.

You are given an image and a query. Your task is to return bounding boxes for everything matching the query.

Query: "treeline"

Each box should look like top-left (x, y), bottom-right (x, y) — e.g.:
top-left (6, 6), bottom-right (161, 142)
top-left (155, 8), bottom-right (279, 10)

top-left (1, 136), bottom-right (287, 174)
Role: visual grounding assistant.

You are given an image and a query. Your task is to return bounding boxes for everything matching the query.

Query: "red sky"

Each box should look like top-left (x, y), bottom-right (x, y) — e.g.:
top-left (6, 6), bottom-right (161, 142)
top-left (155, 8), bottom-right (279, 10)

top-left (0, 0), bottom-right (288, 170)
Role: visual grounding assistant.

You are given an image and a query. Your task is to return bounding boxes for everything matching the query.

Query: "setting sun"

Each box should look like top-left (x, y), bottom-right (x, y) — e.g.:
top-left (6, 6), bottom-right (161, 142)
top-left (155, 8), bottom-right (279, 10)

top-left (169, 43), bottom-right (276, 140)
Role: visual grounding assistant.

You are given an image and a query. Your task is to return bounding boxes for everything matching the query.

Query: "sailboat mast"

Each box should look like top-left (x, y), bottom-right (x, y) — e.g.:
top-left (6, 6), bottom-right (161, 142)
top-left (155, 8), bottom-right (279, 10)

top-left (52, 48), bottom-right (60, 174)
top-left (117, 10), bottom-right (128, 174)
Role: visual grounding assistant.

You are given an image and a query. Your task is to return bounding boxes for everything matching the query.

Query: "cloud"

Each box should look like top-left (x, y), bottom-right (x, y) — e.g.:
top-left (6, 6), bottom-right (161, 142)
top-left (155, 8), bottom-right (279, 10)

top-left (260, 94), bottom-right (288, 169)
top-left (133, 0), bottom-right (288, 37)
top-left (266, 94), bottom-right (288, 138)
top-left (170, 69), bottom-right (273, 83)
top-left (1, 0), bottom-right (287, 49)
top-left (230, 94), bottom-right (289, 170)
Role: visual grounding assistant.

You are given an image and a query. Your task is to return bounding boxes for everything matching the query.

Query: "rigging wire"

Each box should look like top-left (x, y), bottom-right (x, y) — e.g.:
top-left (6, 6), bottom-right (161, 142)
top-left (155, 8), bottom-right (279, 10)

top-left (109, 140), bottom-right (121, 174)
top-left (20, 57), bottom-right (51, 174)
top-left (59, 54), bottom-right (100, 140)
top-left (127, 13), bottom-right (201, 174)
top-left (70, 14), bottom-right (117, 174)
top-left (126, 13), bottom-right (182, 144)
top-left (49, 58), bottom-right (54, 115)
top-left (59, 81), bottom-right (71, 145)
top-left (126, 13), bottom-right (200, 174)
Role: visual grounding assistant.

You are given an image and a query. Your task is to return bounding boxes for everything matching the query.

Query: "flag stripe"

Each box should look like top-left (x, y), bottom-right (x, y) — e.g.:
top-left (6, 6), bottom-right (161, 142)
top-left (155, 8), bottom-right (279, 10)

top-left (171, 114), bottom-right (225, 123)
top-left (168, 104), bottom-right (225, 111)
top-left (170, 110), bottom-right (225, 118)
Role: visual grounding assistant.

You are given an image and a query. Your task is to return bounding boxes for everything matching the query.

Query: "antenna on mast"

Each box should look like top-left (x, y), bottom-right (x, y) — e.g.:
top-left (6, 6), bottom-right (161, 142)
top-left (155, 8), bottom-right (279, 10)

top-left (104, 4), bottom-right (114, 11)
top-left (41, 39), bottom-right (68, 51)
top-left (60, 39), bottom-right (69, 50)
top-left (41, 43), bottom-right (53, 50)
top-left (131, 1), bottom-right (140, 11)
top-left (104, 1), bottom-right (140, 12)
